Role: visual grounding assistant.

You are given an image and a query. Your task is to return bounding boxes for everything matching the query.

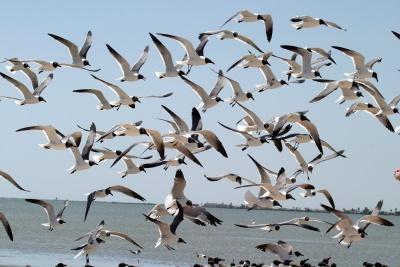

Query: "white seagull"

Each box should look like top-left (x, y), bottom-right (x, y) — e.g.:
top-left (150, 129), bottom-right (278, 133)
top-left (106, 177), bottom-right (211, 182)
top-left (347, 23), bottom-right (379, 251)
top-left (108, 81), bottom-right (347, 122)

top-left (106, 44), bottom-right (149, 82)
top-left (25, 199), bottom-right (69, 231)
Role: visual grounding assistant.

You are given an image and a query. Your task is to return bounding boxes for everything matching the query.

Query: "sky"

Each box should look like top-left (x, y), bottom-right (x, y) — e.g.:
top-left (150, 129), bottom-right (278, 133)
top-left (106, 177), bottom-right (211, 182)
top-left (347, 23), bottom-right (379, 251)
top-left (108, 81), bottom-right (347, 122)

top-left (0, 0), bottom-right (399, 211)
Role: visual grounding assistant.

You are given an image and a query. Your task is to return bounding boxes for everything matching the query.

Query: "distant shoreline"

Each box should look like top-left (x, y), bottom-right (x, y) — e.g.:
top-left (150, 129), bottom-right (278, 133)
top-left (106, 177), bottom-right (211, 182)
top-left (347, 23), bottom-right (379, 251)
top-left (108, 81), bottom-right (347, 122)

top-left (1, 197), bottom-right (398, 216)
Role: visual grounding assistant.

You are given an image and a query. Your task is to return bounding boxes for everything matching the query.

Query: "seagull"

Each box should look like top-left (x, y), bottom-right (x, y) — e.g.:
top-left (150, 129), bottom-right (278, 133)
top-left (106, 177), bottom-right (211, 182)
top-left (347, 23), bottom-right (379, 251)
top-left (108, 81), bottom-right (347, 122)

top-left (143, 200), bottom-right (186, 250)
top-left (0, 213), bottom-right (13, 241)
top-left (256, 65), bottom-right (288, 92)
top-left (227, 51), bottom-right (273, 72)
top-left (156, 33), bottom-right (215, 67)
top-left (296, 184), bottom-right (335, 208)
top-left (218, 122), bottom-right (269, 150)
top-left (146, 204), bottom-right (170, 220)
top-left (235, 219), bottom-right (320, 233)
top-left (84, 185), bottom-right (145, 221)
top-left (0, 72), bottom-right (53, 105)
top-left (310, 79), bottom-right (363, 104)
top-left (91, 147), bottom-right (151, 163)
top-left (5, 58), bottom-right (61, 74)
top-left (149, 33), bottom-right (186, 78)
top-left (25, 199), bottom-right (69, 231)
top-left (165, 169), bottom-right (223, 226)
top-left (331, 46), bottom-right (381, 81)
top-left (4, 57), bottom-right (38, 89)
top-left (106, 44), bottom-right (149, 82)
top-left (179, 69), bottom-right (225, 112)
top-left (273, 111), bottom-right (323, 154)
top-left (220, 10), bottom-right (273, 42)
top-left (16, 125), bottom-right (81, 150)
top-left (272, 53), bottom-right (302, 81)
top-left (90, 74), bottom-right (172, 109)
top-left (322, 202), bottom-right (394, 248)
top-left (288, 143), bottom-right (345, 178)
top-left (199, 30), bottom-right (264, 53)
top-left (117, 157), bottom-right (148, 178)
top-left (355, 80), bottom-right (400, 116)
top-left (68, 123), bottom-right (98, 174)
top-left (290, 16), bottom-right (346, 31)
top-left (222, 73), bottom-right (255, 105)
top-left (73, 89), bottom-right (115, 110)
top-left (48, 31), bottom-right (100, 71)
top-left (288, 134), bottom-right (346, 157)
top-left (345, 102), bottom-right (395, 132)
top-left (96, 121), bottom-right (147, 142)
top-left (0, 170), bottom-right (30, 192)
top-left (280, 45), bottom-right (323, 80)
top-left (243, 190), bottom-right (282, 210)
top-left (204, 173), bottom-right (244, 185)
top-left (256, 240), bottom-right (304, 265)
top-left (73, 221), bottom-right (142, 264)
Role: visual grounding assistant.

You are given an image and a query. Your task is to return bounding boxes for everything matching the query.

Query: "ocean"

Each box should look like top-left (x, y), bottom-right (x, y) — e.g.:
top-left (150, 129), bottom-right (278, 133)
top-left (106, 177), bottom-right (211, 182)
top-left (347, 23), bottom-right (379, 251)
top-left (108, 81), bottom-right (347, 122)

top-left (0, 198), bottom-right (398, 267)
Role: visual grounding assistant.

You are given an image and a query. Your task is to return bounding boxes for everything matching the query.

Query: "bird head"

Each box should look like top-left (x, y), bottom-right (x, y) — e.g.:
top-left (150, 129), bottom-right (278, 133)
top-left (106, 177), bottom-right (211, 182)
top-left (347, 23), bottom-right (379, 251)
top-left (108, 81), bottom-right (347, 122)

top-left (131, 96), bottom-right (141, 103)
top-left (38, 96), bottom-right (47, 103)
top-left (274, 225), bottom-right (280, 231)
top-left (372, 72), bottom-right (378, 82)
top-left (115, 150), bottom-right (122, 156)
top-left (89, 161), bottom-right (98, 166)
top-left (138, 74), bottom-right (146, 81)
top-left (215, 96), bottom-right (224, 102)
top-left (53, 62), bottom-right (62, 68)
top-left (281, 80), bottom-right (289, 85)
top-left (82, 59), bottom-right (90, 66)
top-left (286, 193), bottom-right (296, 200)
top-left (246, 92), bottom-right (255, 100)
top-left (139, 127), bottom-right (148, 136)
top-left (205, 57), bottom-right (215, 65)
top-left (139, 165), bottom-right (146, 173)
top-left (58, 219), bottom-right (66, 224)
top-left (178, 237), bottom-right (186, 243)
top-left (273, 200), bottom-right (282, 207)
top-left (356, 91), bottom-right (364, 97)
top-left (105, 188), bottom-right (113, 196)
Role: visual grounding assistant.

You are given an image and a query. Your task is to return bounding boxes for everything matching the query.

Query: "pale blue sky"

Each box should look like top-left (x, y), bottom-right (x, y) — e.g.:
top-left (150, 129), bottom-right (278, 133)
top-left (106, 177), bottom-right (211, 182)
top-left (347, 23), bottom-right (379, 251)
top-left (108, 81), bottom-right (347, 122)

top-left (0, 1), bottom-right (399, 210)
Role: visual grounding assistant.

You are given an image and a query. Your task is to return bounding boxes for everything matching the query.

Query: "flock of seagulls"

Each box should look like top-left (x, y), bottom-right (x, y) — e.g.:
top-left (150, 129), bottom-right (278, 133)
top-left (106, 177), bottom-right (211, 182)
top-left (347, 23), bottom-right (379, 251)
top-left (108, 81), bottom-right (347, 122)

top-left (0, 8), bottom-right (398, 267)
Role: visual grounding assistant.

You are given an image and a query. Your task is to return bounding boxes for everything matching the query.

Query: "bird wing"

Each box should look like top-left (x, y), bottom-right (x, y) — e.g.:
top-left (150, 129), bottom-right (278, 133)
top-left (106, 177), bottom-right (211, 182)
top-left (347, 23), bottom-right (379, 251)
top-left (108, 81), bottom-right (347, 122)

top-left (281, 45), bottom-right (312, 73)
top-left (180, 75), bottom-right (210, 102)
top-left (109, 185), bottom-right (146, 201)
top-left (56, 200), bottom-right (69, 219)
top-left (108, 231), bottom-right (144, 249)
top-left (325, 21), bottom-right (346, 31)
top-left (161, 105), bottom-right (189, 133)
top-left (149, 33), bottom-right (175, 73)
top-left (0, 72), bottom-right (33, 99)
top-left (33, 73), bottom-right (54, 96)
top-left (73, 89), bottom-right (110, 106)
top-left (262, 15), bottom-right (273, 42)
top-left (0, 170), bottom-right (30, 192)
top-left (247, 154), bottom-right (271, 196)
top-left (0, 213), bottom-right (13, 241)
top-left (106, 44), bottom-right (132, 75)
top-left (146, 128), bottom-right (165, 159)
top-left (191, 107), bottom-right (203, 131)
top-left (258, 65), bottom-right (277, 85)
top-left (171, 169), bottom-right (187, 199)
top-left (79, 31), bottom-right (93, 59)
top-left (81, 123), bottom-right (96, 161)
top-left (170, 201), bottom-right (184, 234)
top-left (157, 33), bottom-right (198, 59)
top-left (235, 34), bottom-right (264, 53)
top-left (331, 46), bottom-right (365, 70)
top-left (48, 33), bottom-right (81, 64)
top-left (131, 45), bottom-right (150, 72)
top-left (84, 192), bottom-right (96, 222)
top-left (25, 199), bottom-right (56, 223)
top-left (110, 142), bottom-right (140, 168)
top-left (195, 130), bottom-right (228, 158)
top-left (91, 74), bottom-right (130, 100)
top-left (209, 69), bottom-right (226, 97)
top-left (317, 189), bottom-right (335, 209)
